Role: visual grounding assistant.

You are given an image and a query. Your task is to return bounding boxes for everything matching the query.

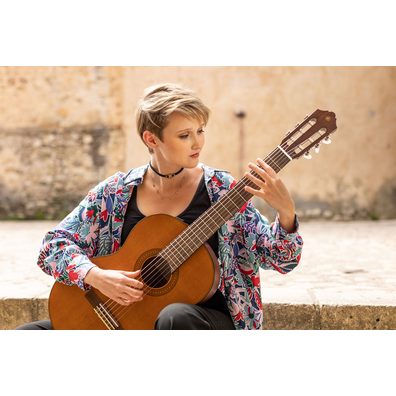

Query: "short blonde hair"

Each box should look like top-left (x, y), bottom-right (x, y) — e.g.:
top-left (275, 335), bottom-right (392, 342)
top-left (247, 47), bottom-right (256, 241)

top-left (135, 83), bottom-right (211, 154)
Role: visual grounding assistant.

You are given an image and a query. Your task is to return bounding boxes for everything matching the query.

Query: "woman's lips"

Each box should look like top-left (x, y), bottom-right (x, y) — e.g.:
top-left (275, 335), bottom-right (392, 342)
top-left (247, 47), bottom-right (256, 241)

top-left (190, 153), bottom-right (199, 158)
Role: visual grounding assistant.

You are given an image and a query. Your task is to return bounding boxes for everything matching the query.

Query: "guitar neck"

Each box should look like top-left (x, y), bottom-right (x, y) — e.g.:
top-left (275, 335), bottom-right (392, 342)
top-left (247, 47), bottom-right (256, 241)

top-left (159, 146), bottom-right (292, 272)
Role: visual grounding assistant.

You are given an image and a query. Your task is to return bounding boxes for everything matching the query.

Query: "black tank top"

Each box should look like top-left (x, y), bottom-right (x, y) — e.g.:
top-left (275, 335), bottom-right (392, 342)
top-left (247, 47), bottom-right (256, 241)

top-left (120, 174), bottom-right (230, 317)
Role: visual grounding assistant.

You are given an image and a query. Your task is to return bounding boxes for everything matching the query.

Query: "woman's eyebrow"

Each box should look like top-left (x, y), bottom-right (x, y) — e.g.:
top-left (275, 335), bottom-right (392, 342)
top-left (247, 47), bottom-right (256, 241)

top-left (175, 124), bottom-right (204, 134)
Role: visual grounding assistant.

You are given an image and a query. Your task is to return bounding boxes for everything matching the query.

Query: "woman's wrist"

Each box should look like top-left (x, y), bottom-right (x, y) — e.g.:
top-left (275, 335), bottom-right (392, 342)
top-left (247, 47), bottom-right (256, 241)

top-left (84, 266), bottom-right (101, 288)
top-left (278, 208), bottom-right (296, 233)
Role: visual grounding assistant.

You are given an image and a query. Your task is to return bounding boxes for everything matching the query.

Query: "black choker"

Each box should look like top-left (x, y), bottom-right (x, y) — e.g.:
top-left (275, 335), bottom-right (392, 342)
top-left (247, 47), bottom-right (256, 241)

top-left (149, 161), bottom-right (184, 179)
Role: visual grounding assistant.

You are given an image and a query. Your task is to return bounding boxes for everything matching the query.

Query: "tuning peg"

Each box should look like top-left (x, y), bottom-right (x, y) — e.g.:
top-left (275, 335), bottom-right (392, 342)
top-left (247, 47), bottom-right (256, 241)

top-left (295, 122), bottom-right (300, 127)
top-left (314, 143), bottom-right (320, 153)
top-left (286, 130), bottom-right (291, 136)
top-left (304, 114), bottom-right (309, 120)
top-left (323, 136), bottom-right (332, 145)
top-left (304, 150), bottom-right (312, 159)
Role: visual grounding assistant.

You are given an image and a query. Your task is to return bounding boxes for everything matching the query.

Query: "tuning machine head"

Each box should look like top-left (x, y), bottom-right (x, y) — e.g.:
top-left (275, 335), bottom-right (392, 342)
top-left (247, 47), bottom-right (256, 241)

top-left (323, 135), bottom-right (332, 145)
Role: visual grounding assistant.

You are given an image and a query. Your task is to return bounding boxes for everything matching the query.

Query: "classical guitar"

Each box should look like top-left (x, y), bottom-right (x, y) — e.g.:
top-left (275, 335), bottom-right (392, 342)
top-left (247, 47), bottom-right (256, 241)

top-left (49, 109), bottom-right (337, 329)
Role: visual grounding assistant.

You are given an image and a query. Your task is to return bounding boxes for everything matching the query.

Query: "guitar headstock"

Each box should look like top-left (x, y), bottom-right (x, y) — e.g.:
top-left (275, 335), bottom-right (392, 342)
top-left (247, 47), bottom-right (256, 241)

top-left (281, 109), bottom-right (337, 160)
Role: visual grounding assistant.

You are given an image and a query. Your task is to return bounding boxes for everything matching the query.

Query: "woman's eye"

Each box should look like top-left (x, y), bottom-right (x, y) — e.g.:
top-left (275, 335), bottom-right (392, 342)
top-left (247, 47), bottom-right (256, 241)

top-left (179, 130), bottom-right (204, 139)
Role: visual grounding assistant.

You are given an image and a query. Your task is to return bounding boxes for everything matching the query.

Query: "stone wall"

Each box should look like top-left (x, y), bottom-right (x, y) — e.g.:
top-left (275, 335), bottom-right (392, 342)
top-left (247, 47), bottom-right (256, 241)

top-left (1, 66), bottom-right (395, 221)
top-left (0, 66), bottom-right (124, 219)
top-left (0, 124), bottom-right (123, 219)
top-left (124, 66), bottom-right (396, 221)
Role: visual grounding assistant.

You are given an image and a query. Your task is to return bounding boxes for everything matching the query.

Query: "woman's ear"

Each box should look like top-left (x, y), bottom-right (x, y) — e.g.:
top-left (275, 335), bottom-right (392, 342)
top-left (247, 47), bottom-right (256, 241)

top-left (142, 130), bottom-right (158, 151)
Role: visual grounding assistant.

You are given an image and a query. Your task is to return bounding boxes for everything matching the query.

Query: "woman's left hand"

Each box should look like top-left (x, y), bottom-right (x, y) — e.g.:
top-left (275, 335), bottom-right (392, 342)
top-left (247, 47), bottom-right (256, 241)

top-left (244, 158), bottom-right (296, 233)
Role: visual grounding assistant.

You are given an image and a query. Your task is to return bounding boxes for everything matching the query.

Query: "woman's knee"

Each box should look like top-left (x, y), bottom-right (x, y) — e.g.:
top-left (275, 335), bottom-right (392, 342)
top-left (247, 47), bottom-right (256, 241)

top-left (14, 320), bottom-right (53, 330)
top-left (154, 303), bottom-right (210, 330)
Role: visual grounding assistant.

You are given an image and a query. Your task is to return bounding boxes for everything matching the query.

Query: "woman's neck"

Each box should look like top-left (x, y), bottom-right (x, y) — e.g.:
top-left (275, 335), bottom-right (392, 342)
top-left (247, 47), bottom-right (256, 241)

top-left (149, 161), bottom-right (183, 179)
top-left (149, 158), bottom-right (187, 191)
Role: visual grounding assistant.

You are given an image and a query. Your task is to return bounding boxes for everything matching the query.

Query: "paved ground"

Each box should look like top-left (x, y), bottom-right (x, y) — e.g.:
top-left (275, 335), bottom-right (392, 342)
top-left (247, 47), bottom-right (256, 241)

top-left (1, 219), bottom-right (396, 329)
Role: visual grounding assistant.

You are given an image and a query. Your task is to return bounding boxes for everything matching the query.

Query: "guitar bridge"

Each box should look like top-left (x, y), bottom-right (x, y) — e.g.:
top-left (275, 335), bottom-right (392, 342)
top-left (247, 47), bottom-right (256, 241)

top-left (85, 289), bottom-right (124, 330)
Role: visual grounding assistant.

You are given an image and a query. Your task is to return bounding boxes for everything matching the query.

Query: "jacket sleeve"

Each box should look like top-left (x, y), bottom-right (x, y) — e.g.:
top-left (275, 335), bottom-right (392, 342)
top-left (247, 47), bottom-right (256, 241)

top-left (238, 200), bottom-right (303, 274)
top-left (37, 184), bottom-right (104, 291)
top-left (212, 169), bottom-right (303, 274)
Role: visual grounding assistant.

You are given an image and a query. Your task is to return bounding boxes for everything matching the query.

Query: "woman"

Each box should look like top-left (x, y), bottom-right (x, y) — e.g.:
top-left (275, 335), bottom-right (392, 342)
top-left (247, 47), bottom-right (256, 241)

top-left (16, 83), bottom-right (303, 330)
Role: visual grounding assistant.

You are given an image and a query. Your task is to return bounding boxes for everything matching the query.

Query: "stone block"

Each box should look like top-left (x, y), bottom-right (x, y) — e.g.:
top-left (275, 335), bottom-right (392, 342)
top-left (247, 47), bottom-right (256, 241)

top-left (0, 298), bottom-right (49, 330)
top-left (261, 288), bottom-right (319, 329)
top-left (320, 305), bottom-right (396, 330)
top-left (262, 303), bottom-right (318, 330)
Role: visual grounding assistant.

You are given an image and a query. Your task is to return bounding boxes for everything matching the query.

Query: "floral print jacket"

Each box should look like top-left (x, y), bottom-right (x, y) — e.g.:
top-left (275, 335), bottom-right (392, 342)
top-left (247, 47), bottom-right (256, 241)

top-left (38, 164), bottom-right (303, 330)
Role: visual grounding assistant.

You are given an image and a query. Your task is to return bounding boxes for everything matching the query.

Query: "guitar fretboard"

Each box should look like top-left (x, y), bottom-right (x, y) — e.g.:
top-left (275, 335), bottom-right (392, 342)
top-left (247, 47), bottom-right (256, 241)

top-left (159, 146), bottom-right (292, 271)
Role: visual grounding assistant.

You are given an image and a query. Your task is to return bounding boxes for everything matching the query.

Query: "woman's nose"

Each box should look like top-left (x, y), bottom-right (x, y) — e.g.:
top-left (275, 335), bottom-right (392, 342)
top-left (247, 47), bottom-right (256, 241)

top-left (191, 134), bottom-right (203, 150)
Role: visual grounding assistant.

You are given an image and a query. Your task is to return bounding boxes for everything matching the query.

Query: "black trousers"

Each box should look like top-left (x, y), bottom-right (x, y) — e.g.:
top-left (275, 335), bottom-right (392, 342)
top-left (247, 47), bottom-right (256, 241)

top-left (14, 303), bottom-right (235, 330)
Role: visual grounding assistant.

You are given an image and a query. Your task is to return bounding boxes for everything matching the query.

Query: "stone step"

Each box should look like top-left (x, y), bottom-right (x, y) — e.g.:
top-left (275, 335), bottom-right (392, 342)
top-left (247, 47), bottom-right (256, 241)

top-left (3, 288), bottom-right (396, 330)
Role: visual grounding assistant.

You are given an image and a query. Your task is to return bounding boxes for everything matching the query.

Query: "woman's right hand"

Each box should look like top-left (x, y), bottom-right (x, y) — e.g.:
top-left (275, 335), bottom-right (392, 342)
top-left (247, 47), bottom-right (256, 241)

top-left (84, 267), bottom-right (144, 306)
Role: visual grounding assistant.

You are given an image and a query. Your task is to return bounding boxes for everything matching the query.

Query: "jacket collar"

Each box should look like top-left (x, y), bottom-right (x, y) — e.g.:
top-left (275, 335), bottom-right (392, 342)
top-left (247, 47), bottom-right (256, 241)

top-left (124, 164), bottom-right (149, 186)
top-left (123, 163), bottom-right (228, 187)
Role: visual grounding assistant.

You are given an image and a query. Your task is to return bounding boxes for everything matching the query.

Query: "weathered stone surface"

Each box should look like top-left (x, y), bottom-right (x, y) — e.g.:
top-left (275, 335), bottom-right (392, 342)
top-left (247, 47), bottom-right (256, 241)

top-left (1, 66), bottom-right (395, 220)
top-left (260, 288), bottom-right (396, 330)
top-left (0, 66), bottom-right (124, 220)
top-left (123, 66), bottom-right (396, 221)
top-left (320, 305), bottom-right (396, 330)
top-left (0, 125), bottom-right (124, 219)
top-left (0, 298), bottom-right (49, 330)
top-left (1, 216), bottom-right (396, 330)
top-left (262, 303), bottom-right (318, 330)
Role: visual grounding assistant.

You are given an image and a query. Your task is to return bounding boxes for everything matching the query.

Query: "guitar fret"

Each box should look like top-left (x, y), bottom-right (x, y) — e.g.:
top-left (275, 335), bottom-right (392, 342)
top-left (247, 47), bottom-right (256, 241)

top-left (180, 229), bottom-right (200, 250)
top-left (174, 237), bottom-right (193, 257)
top-left (233, 185), bottom-right (248, 201)
top-left (268, 157), bottom-right (282, 172)
top-left (209, 203), bottom-right (229, 225)
top-left (197, 216), bottom-right (215, 234)
top-left (162, 245), bottom-right (181, 266)
top-left (189, 218), bottom-right (212, 242)
top-left (216, 199), bottom-right (233, 216)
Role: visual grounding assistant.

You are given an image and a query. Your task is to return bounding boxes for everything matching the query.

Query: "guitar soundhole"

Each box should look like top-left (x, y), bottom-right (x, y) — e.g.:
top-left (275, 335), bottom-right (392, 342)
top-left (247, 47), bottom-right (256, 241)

top-left (141, 256), bottom-right (171, 289)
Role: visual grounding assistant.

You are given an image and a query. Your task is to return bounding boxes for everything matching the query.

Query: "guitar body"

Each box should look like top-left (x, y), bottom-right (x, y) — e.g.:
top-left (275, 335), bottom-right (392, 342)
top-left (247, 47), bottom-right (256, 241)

top-left (49, 214), bottom-right (220, 330)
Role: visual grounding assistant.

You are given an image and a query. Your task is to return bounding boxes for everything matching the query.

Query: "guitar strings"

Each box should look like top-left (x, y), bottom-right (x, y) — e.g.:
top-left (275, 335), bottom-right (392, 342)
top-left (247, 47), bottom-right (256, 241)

top-left (105, 142), bottom-right (294, 320)
top-left (111, 115), bottom-right (329, 318)
top-left (106, 119), bottom-right (322, 324)
top-left (104, 142), bottom-right (295, 320)
top-left (105, 142), bottom-right (295, 321)
top-left (104, 144), bottom-right (286, 315)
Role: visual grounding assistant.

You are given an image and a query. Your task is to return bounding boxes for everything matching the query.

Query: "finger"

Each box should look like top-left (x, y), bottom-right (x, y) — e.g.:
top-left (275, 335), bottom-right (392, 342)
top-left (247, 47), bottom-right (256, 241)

top-left (114, 290), bottom-right (143, 305)
top-left (113, 296), bottom-right (134, 306)
top-left (248, 162), bottom-right (270, 185)
top-left (123, 285), bottom-right (144, 300)
top-left (245, 172), bottom-right (264, 191)
top-left (245, 165), bottom-right (271, 191)
top-left (122, 270), bottom-right (141, 278)
top-left (244, 184), bottom-right (264, 198)
top-left (126, 278), bottom-right (144, 290)
top-left (121, 271), bottom-right (144, 289)
top-left (257, 158), bottom-right (277, 177)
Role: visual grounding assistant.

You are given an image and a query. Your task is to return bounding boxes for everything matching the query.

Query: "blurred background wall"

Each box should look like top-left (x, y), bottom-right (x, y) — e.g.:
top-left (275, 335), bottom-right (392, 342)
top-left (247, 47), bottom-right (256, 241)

top-left (1, 66), bottom-right (395, 221)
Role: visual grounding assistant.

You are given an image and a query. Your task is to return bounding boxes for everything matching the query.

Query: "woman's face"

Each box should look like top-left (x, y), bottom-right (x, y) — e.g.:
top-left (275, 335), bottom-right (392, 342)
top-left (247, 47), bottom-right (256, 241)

top-left (154, 112), bottom-right (206, 169)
